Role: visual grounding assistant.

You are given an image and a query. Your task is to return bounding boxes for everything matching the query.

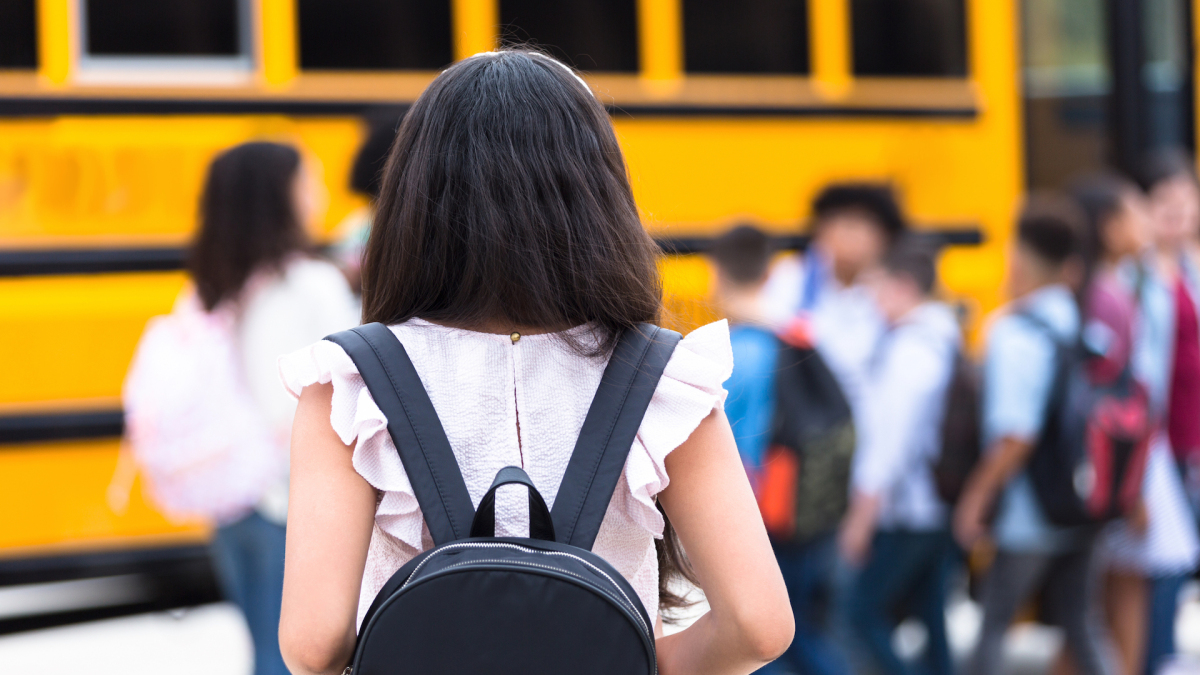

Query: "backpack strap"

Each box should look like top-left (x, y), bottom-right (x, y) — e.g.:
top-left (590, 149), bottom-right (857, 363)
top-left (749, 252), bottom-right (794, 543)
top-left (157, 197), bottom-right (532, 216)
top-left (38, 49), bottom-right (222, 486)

top-left (1014, 309), bottom-right (1078, 351)
top-left (325, 323), bottom-right (475, 546)
top-left (551, 323), bottom-right (682, 550)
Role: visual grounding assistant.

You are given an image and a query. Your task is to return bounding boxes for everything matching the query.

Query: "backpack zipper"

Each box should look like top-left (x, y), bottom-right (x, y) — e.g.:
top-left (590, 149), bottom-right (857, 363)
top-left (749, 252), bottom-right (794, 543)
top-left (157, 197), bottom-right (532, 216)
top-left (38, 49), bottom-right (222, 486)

top-left (431, 556), bottom-right (650, 638)
top-left (398, 541), bottom-right (648, 636)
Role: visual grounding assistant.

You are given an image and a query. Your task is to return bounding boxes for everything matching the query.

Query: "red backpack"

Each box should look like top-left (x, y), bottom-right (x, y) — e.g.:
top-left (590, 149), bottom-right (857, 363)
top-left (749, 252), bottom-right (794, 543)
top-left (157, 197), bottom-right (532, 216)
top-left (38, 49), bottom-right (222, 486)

top-left (1022, 281), bottom-right (1152, 526)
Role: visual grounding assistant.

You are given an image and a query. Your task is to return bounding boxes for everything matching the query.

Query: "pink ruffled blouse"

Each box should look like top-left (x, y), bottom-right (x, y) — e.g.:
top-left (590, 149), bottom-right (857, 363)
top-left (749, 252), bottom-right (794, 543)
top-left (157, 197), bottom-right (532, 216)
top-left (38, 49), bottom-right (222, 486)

top-left (279, 318), bottom-right (733, 627)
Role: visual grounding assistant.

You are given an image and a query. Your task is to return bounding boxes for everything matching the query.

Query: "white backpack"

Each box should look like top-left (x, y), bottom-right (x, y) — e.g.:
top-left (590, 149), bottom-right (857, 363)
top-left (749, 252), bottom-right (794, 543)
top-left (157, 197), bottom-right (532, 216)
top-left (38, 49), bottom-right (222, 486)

top-left (123, 290), bottom-right (285, 524)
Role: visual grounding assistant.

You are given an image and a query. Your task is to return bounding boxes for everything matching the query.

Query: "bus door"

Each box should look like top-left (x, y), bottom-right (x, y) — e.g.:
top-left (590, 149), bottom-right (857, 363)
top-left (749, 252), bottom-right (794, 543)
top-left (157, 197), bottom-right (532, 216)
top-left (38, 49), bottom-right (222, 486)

top-left (1023, 0), bottom-right (1195, 188)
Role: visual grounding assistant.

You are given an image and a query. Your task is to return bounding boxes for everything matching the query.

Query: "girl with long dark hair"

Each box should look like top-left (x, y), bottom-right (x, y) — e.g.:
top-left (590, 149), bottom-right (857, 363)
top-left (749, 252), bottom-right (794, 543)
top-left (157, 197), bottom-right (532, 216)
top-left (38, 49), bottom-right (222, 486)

top-left (277, 51), bottom-right (792, 675)
top-left (189, 141), bottom-right (358, 675)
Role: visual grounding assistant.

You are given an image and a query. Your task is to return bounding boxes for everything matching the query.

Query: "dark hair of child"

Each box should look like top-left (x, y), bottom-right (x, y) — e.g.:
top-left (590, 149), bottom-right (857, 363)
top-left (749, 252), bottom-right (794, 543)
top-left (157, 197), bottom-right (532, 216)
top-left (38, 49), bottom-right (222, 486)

top-left (811, 183), bottom-right (907, 241)
top-left (188, 141), bottom-right (307, 311)
top-left (883, 237), bottom-right (938, 295)
top-left (1069, 172), bottom-right (1139, 291)
top-left (1135, 147), bottom-right (1196, 193)
top-left (359, 49), bottom-right (695, 611)
top-left (361, 50), bottom-right (661, 357)
top-left (709, 224), bottom-right (774, 285)
top-left (1017, 194), bottom-right (1085, 267)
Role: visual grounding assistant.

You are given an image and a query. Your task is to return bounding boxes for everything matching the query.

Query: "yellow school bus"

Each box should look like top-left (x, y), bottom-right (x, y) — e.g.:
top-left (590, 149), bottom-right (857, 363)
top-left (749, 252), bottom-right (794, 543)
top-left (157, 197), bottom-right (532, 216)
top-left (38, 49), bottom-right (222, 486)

top-left (0, 0), bottom-right (1191, 628)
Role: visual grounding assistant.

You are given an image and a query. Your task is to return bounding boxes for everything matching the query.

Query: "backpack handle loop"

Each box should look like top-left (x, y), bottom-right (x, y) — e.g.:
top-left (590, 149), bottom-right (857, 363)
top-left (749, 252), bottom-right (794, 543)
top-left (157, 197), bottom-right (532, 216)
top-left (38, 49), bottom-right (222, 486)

top-left (470, 466), bottom-right (557, 541)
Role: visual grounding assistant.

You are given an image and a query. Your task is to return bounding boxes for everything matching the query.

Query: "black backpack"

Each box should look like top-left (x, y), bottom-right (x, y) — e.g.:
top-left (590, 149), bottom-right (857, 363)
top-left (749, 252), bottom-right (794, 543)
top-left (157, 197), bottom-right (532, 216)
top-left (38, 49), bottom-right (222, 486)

top-left (933, 351), bottom-right (982, 505)
top-left (325, 322), bottom-right (680, 675)
top-left (761, 341), bottom-right (856, 542)
top-left (1019, 312), bottom-right (1152, 526)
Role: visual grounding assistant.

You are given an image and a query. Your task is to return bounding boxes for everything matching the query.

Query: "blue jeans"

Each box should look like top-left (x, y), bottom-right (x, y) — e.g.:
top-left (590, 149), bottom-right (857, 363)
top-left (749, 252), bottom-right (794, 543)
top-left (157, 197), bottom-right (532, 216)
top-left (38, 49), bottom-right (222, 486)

top-left (848, 530), bottom-right (954, 675)
top-left (757, 533), bottom-right (850, 675)
top-left (1145, 573), bottom-right (1188, 675)
top-left (210, 512), bottom-right (289, 675)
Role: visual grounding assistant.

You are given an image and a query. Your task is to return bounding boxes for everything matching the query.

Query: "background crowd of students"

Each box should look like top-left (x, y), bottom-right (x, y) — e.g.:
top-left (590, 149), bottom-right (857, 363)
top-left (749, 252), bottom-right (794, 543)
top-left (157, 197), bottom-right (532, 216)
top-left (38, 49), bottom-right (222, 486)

top-left (713, 158), bottom-right (1200, 675)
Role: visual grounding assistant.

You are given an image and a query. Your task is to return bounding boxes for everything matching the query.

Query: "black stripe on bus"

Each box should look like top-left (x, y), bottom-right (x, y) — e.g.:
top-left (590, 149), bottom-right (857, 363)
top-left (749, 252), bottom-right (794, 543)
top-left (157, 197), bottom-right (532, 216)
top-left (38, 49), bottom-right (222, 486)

top-left (0, 247), bottom-right (187, 276)
top-left (608, 105), bottom-right (977, 119)
top-left (0, 545), bottom-right (221, 635)
top-left (657, 228), bottom-right (983, 255)
top-left (0, 96), bottom-right (976, 119)
top-left (0, 410), bottom-right (125, 444)
top-left (0, 229), bottom-right (982, 278)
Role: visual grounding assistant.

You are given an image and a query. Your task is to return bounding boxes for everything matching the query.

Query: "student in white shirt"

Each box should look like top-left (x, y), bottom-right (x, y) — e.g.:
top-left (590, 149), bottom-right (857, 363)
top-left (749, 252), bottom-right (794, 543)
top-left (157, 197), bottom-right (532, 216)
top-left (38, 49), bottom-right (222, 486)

top-left (187, 142), bottom-right (358, 675)
top-left (757, 184), bottom-right (908, 675)
top-left (839, 240), bottom-right (960, 675)
top-left (761, 184), bottom-right (907, 418)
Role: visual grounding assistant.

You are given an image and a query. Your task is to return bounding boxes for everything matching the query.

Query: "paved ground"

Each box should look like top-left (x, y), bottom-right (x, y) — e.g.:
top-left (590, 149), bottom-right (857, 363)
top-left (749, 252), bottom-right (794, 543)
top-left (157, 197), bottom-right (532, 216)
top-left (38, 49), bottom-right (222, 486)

top-left (0, 583), bottom-right (1197, 674)
top-left (0, 603), bottom-right (252, 674)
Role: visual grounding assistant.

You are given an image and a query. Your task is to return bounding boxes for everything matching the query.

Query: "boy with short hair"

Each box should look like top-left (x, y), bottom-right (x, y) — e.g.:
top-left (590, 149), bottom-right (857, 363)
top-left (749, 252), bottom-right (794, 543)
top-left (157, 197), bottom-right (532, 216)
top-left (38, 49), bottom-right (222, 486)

top-left (957, 197), bottom-right (1115, 675)
top-left (712, 223), bottom-right (850, 675)
top-left (709, 223), bottom-right (778, 474)
top-left (840, 240), bottom-right (960, 675)
top-left (762, 183), bottom-right (908, 421)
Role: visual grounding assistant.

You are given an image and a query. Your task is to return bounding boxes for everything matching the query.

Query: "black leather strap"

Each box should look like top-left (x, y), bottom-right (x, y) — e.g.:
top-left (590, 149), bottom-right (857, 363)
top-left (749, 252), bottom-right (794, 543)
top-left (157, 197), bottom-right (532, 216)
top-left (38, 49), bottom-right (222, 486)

top-left (325, 324), bottom-right (476, 545)
top-left (470, 466), bottom-right (556, 541)
top-left (551, 324), bottom-right (682, 550)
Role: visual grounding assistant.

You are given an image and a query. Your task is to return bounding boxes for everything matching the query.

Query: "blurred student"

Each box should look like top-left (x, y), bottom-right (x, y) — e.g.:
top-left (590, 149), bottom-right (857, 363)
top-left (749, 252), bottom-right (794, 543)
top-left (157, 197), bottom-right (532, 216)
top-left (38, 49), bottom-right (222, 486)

top-left (761, 184), bottom-right (907, 414)
top-left (840, 240), bottom-right (959, 675)
top-left (199, 143), bottom-right (359, 675)
top-left (709, 224), bottom-right (778, 477)
top-left (956, 197), bottom-right (1115, 675)
top-left (759, 184), bottom-right (906, 675)
top-left (332, 119), bottom-right (399, 295)
top-left (1041, 174), bottom-right (1197, 675)
top-left (1133, 153), bottom-right (1200, 672)
top-left (133, 142), bottom-right (357, 675)
top-left (712, 224), bottom-right (836, 675)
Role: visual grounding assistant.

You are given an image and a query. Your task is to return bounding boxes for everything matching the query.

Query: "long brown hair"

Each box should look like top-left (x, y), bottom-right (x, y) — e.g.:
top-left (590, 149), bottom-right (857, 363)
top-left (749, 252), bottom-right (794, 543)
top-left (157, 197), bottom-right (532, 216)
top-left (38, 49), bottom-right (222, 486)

top-left (188, 141), bottom-right (306, 310)
top-left (361, 50), bottom-right (696, 610)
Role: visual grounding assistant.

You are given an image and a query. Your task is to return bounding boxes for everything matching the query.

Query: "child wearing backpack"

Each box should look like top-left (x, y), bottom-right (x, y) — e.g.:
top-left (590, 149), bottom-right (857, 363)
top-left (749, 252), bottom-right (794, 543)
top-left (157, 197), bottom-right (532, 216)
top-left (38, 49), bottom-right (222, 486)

top-left (956, 197), bottom-right (1116, 675)
top-left (1130, 153), bottom-right (1200, 672)
top-left (277, 50), bottom-right (793, 675)
top-left (1043, 172), bottom-right (1200, 675)
top-left (123, 142), bottom-right (359, 675)
top-left (839, 239), bottom-right (960, 675)
top-left (707, 224), bottom-right (779, 479)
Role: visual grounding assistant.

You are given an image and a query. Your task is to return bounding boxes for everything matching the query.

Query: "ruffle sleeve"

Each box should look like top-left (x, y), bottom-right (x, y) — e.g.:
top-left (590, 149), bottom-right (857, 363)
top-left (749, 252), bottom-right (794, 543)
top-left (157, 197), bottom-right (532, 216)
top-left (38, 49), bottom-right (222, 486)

top-left (617, 320), bottom-right (734, 538)
top-left (278, 341), bottom-right (427, 550)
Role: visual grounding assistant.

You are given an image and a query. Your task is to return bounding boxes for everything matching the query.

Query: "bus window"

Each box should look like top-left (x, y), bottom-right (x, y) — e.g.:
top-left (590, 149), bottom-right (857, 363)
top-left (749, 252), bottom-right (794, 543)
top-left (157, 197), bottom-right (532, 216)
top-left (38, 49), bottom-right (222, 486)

top-left (298, 0), bottom-right (452, 70)
top-left (1023, 0), bottom-right (1109, 189)
top-left (84, 0), bottom-right (243, 57)
top-left (0, 0), bottom-right (37, 68)
top-left (851, 0), bottom-right (967, 76)
top-left (683, 0), bottom-right (809, 74)
top-left (500, 0), bottom-right (638, 72)
top-left (1142, 0), bottom-right (1191, 150)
